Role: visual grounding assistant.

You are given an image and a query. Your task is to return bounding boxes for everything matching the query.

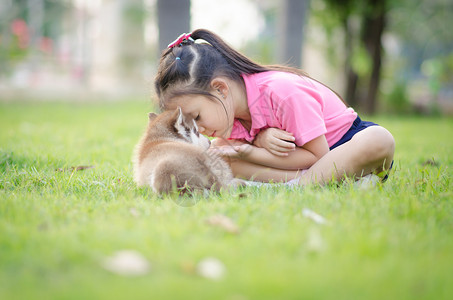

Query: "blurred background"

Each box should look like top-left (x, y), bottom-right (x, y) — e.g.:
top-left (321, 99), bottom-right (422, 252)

top-left (0, 0), bottom-right (452, 115)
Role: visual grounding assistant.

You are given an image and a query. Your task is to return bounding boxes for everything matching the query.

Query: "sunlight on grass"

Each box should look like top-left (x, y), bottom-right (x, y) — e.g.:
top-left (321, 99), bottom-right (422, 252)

top-left (1, 101), bottom-right (452, 300)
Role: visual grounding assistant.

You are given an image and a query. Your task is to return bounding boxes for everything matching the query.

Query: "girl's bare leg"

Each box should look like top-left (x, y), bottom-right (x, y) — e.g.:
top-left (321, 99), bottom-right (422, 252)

top-left (299, 126), bottom-right (395, 185)
top-left (229, 159), bottom-right (301, 182)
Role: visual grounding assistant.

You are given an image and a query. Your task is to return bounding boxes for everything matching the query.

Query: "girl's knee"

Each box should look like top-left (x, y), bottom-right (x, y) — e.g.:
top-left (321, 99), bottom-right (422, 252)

top-left (354, 126), bottom-right (395, 165)
top-left (373, 127), bottom-right (395, 159)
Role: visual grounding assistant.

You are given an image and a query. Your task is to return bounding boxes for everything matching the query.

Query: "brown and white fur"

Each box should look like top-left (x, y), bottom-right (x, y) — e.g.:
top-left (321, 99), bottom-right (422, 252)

top-left (133, 107), bottom-right (239, 194)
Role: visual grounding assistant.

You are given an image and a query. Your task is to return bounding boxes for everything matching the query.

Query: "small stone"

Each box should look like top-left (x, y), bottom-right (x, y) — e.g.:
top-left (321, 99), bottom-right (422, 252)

top-left (196, 257), bottom-right (225, 280)
top-left (101, 250), bottom-right (150, 276)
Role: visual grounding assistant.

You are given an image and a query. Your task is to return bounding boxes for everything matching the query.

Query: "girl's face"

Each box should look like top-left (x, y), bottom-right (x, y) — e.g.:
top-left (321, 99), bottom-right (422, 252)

top-left (169, 94), bottom-right (234, 139)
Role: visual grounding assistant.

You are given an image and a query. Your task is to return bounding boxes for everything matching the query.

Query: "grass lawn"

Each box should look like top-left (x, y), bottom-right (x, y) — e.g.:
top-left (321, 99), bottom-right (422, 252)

top-left (1, 99), bottom-right (452, 300)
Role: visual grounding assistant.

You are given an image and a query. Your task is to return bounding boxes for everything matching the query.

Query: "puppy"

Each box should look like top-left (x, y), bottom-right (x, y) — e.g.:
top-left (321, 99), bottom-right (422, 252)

top-left (133, 107), bottom-right (239, 194)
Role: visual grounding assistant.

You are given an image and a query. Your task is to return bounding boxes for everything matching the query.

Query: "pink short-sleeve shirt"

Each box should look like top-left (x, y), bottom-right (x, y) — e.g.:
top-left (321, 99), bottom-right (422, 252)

top-left (229, 71), bottom-right (357, 147)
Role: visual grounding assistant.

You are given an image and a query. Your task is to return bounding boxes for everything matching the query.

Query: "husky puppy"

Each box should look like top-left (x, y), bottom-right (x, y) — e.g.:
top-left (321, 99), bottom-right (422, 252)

top-left (133, 107), bottom-right (238, 194)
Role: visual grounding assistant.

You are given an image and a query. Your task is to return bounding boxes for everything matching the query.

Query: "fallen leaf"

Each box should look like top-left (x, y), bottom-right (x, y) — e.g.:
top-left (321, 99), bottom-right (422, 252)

top-left (196, 257), bottom-right (225, 280)
top-left (422, 158), bottom-right (439, 167)
top-left (56, 165), bottom-right (95, 172)
top-left (37, 222), bottom-right (48, 231)
top-left (237, 192), bottom-right (248, 199)
top-left (206, 214), bottom-right (239, 234)
top-left (180, 260), bottom-right (196, 274)
top-left (101, 250), bottom-right (150, 276)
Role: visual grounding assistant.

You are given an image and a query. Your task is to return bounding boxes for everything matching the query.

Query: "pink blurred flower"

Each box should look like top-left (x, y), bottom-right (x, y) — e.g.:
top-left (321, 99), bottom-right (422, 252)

top-left (11, 19), bottom-right (28, 36)
top-left (11, 19), bottom-right (29, 48)
top-left (39, 37), bottom-right (53, 54)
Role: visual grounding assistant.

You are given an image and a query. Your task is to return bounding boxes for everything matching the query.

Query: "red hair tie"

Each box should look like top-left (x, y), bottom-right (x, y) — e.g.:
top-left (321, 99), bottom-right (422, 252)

top-left (168, 33), bottom-right (194, 48)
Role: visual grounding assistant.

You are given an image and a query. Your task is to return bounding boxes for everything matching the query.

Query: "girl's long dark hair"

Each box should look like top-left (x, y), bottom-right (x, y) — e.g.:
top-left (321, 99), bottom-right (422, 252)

top-left (154, 29), bottom-right (343, 109)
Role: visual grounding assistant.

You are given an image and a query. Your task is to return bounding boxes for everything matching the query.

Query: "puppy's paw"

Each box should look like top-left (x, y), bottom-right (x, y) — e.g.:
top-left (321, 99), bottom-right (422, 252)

top-left (229, 178), bottom-right (247, 189)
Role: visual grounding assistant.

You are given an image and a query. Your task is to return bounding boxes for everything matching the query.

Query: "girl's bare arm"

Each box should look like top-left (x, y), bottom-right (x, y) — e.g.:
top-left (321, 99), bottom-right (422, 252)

top-left (210, 135), bottom-right (329, 181)
top-left (234, 135), bottom-right (330, 170)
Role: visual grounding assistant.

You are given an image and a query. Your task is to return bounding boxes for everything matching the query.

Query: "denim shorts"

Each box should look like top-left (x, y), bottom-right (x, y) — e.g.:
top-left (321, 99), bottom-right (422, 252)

top-left (330, 116), bottom-right (378, 150)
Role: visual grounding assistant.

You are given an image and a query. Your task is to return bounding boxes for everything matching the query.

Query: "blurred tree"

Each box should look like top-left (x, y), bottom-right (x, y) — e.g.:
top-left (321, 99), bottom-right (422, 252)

top-left (277, 0), bottom-right (310, 68)
top-left (388, 0), bottom-right (453, 105)
top-left (389, 0), bottom-right (453, 75)
top-left (157, 0), bottom-right (191, 52)
top-left (320, 0), bottom-right (387, 114)
top-left (360, 0), bottom-right (386, 114)
top-left (320, 0), bottom-right (358, 107)
top-left (315, 0), bottom-right (453, 114)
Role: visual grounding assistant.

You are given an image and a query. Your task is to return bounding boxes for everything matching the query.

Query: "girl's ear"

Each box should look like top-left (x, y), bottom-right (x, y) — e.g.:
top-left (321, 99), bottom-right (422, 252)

top-left (210, 78), bottom-right (229, 99)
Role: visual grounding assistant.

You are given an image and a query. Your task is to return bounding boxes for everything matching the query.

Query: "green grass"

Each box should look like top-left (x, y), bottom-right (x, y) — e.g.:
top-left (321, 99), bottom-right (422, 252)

top-left (1, 100), bottom-right (452, 300)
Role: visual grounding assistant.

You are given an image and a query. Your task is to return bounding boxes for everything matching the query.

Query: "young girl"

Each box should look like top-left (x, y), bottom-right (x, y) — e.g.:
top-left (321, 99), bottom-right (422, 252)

top-left (154, 29), bottom-right (395, 185)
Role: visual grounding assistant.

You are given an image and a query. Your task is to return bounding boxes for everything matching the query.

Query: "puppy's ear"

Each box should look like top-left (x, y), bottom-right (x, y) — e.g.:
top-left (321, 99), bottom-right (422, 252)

top-left (173, 106), bottom-right (184, 126)
top-left (172, 107), bottom-right (186, 133)
top-left (148, 112), bottom-right (158, 121)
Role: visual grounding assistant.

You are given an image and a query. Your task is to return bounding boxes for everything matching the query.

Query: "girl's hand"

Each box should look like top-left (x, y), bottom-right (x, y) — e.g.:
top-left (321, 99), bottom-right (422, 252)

top-left (208, 145), bottom-right (238, 158)
top-left (208, 143), bottom-right (253, 159)
top-left (253, 128), bottom-right (296, 157)
top-left (211, 138), bottom-right (247, 147)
